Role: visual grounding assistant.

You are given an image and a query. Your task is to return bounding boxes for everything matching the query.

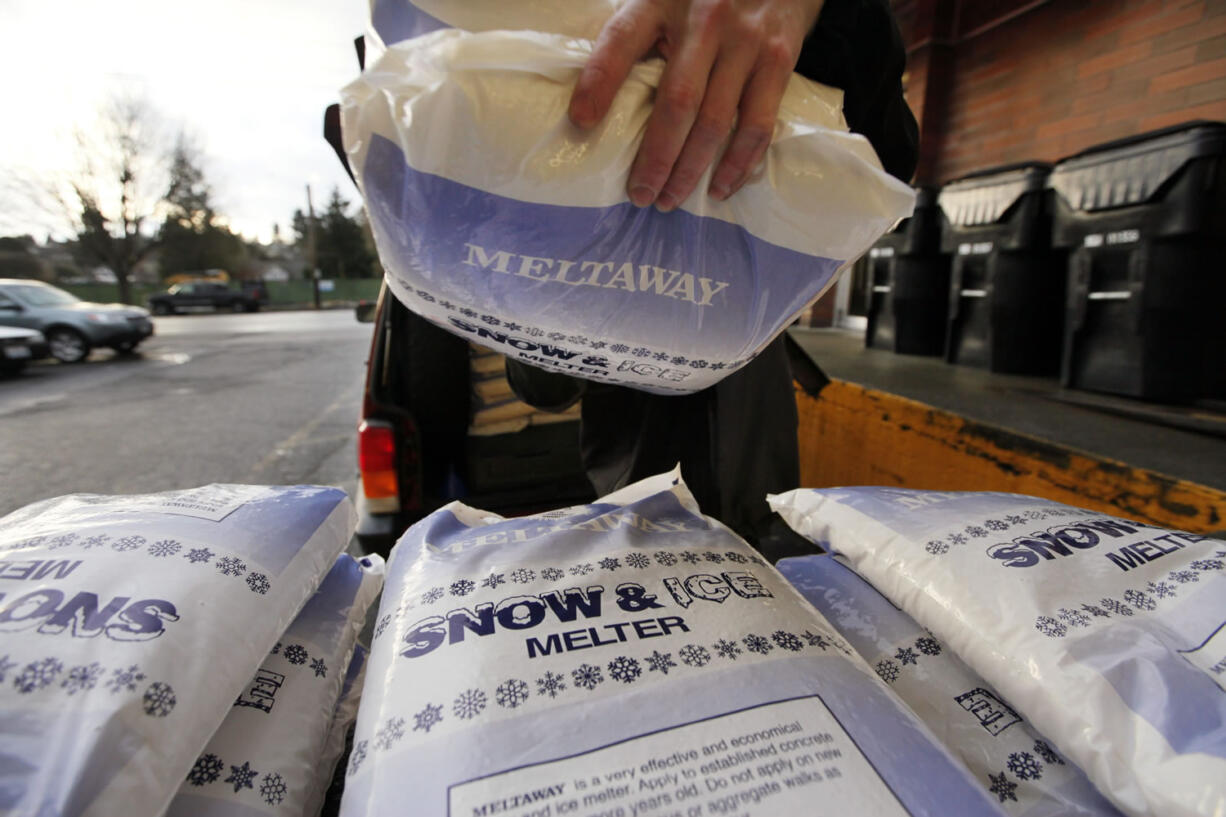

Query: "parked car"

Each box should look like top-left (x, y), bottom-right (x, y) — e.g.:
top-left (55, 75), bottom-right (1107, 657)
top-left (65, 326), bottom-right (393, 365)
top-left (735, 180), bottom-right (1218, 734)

top-left (0, 279), bottom-right (153, 363)
top-left (353, 282), bottom-right (593, 556)
top-left (0, 325), bottom-right (47, 376)
top-left (147, 281), bottom-right (262, 315)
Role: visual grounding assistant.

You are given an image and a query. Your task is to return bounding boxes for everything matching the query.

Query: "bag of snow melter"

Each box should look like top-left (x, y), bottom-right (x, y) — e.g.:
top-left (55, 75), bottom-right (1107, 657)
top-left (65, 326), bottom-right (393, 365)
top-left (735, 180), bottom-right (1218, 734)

top-left (341, 27), bottom-right (915, 395)
top-left (0, 484), bottom-right (355, 817)
top-left (776, 553), bottom-right (1123, 817)
top-left (768, 487), bottom-right (1226, 817)
top-left (338, 470), bottom-right (1007, 817)
top-left (165, 552), bottom-right (383, 816)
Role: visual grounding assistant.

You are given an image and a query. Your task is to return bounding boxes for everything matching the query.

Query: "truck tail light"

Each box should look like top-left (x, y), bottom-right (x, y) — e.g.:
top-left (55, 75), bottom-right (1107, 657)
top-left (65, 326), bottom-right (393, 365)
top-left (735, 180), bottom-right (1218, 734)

top-left (358, 420), bottom-right (400, 513)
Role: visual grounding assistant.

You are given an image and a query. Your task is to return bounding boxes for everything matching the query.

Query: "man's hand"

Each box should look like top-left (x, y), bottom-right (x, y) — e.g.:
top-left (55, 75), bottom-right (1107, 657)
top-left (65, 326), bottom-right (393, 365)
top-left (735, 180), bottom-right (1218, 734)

top-left (570, 0), bottom-right (825, 211)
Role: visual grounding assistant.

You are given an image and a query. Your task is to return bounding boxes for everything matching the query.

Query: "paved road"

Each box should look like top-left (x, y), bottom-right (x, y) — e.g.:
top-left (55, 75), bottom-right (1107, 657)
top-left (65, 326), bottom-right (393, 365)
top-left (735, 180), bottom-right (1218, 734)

top-left (0, 309), bottom-right (373, 519)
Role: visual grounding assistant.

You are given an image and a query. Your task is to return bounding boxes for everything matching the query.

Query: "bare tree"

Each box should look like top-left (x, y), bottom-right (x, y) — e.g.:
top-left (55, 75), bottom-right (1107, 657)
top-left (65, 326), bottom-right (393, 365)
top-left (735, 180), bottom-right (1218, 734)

top-left (60, 95), bottom-right (173, 304)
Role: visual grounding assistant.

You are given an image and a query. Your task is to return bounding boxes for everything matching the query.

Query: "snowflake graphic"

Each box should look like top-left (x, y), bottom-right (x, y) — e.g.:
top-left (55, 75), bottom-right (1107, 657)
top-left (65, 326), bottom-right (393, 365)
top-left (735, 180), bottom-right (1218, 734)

top-left (1057, 607), bottom-right (1091, 628)
top-left (112, 535), bottom-right (145, 552)
top-left (875, 659), bottom-right (900, 684)
top-left (225, 762), bottom-right (259, 793)
top-left (81, 534), bottom-right (111, 550)
top-left (1033, 739), bottom-right (1064, 766)
top-left (713, 639), bottom-right (742, 660)
top-left (894, 646), bottom-right (918, 665)
top-left (348, 740), bottom-right (368, 777)
top-left (422, 587), bottom-right (445, 604)
top-left (283, 644), bottom-right (309, 665)
top-left (216, 556), bottom-right (246, 577)
top-left (499, 322), bottom-right (520, 332)
top-left (608, 656), bottom-right (642, 684)
top-left (1191, 559), bottom-right (1224, 572)
top-left (680, 551), bottom-right (701, 564)
top-left (598, 557), bottom-right (621, 571)
top-left (47, 533), bottom-right (75, 549)
top-left (572, 664), bottom-right (604, 691)
top-left (624, 553), bottom-right (651, 569)
top-left (628, 347), bottom-right (649, 357)
top-left (526, 327), bottom-right (545, 338)
top-left (141, 681), bottom-right (176, 717)
top-left (377, 716), bottom-right (407, 748)
top-left (925, 540), bottom-right (950, 555)
top-left (1034, 616), bottom-right (1068, 638)
top-left (106, 664), bottom-right (146, 694)
top-left (256, 772), bottom-right (288, 805)
top-left (548, 332), bottom-right (567, 341)
top-left (1099, 598), bottom-right (1134, 617)
top-left (461, 308), bottom-right (479, 319)
top-left (653, 351), bottom-right (670, 362)
top-left (767, 631), bottom-right (801, 653)
top-left (988, 772), bottom-right (1018, 803)
top-left (1007, 751), bottom-right (1043, 781)
top-left (310, 658), bottom-right (328, 678)
top-left (1004, 514), bottom-right (1028, 525)
top-left (710, 362), bottom-right (727, 370)
top-left (541, 567), bottom-right (565, 582)
top-left (985, 519), bottom-right (1009, 531)
top-left (966, 526), bottom-right (988, 538)
top-left (14, 657), bottom-right (63, 693)
top-left (271, 642), bottom-right (281, 655)
top-left (437, 300), bottom-right (456, 311)
top-left (589, 339), bottom-right (607, 349)
top-left (187, 753), bottom-right (225, 786)
top-left (915, 637), bottom-right (941, 656)
top-left (724, 552), bottom-right (748, 564)
top-left (148, 539), bottom-right (181, 557)
top-left (482, 572), bottom-right (506, 590)
top-left (185, 547), bottom-right (213, 564)
top-left (948, 533), bottom-right (968, 545)
top-left (454, 689), bottom-right (488, 719)
top-left (1080, 603), bottom-right (1111, 618)
top-left (744, 634), bottom-right (772, 655)
top-left (689, 360), bottom-right (709, 369)
top-left (802, 631), bottom-right (831, 650)
top-left (414, 701), bottom-right (443, 731)
top-left (510, 568), bottom-right (536, 584)
top-left (247, 573), bottom-right (270, 595)
top-left (703, 552), bottom-right (725, 563)
top-left (566, 335), bottom-right (589, 346)
top-left (1146, 580), bottom-right (1176, 599)
top-left (61, 662), bottom-right (103, 695)
top-left (1169, 569), bottom-right (1199, 584)
top-left (653, 551), bottom-right (677, 566)
top-left (1123, 589), bottom-right (1156, 611)
top-left (537, 671), bottom-right (566, 698)
top-left (610, 344), bottom-right (630, 354)
top-left (569, 563), bottom-right (594, 576)
top-left (376, 615), bottom-right (391, 639)
top-left (450, 579), bottom-right (475, 596)
top-left (646, 650), bottom-right (677, 675)
top-left (496, 679), bottom-right (530, 708)
top-left (679, 644), bottom-right (711, 667)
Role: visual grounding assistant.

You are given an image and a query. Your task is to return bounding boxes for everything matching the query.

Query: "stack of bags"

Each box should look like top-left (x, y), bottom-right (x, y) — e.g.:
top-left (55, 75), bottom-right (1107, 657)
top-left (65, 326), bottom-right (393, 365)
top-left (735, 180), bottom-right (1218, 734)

top-left (0, 484), bottom-right (382, 816)
top-left (468, 343), bottom-right (579, 436)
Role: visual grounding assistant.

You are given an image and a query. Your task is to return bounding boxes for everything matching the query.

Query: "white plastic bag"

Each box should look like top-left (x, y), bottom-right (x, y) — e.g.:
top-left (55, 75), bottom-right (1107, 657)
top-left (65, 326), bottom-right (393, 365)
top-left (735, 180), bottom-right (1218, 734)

top-left (165, 552), bottom-right (383, 816)
top-left (339, 471), bottom-right (1005, 816)
top-left (769, 487), bottom-right (1226, 817)
top-left (777, 554), bottom-right (1122, 817)
top-left (303, 643), bottom-right (370, 817)
top-left (342, 27), bottom-right (915, 394)
top-left (367, 0), bottom-right (619, 53)
top-left (0, 484), bottom-right (355, 817)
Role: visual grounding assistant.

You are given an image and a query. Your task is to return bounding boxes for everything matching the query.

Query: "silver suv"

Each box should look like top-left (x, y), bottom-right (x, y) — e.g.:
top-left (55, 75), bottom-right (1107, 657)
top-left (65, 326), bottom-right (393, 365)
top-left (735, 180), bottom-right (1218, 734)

top-left (0, 279), bottom-right (154, 363)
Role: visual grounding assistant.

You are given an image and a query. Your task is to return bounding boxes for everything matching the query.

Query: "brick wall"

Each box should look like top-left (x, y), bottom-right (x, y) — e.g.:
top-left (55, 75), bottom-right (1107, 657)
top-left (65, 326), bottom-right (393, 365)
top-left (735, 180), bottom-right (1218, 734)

top-left (898, 0), bottom-right (1226, 185)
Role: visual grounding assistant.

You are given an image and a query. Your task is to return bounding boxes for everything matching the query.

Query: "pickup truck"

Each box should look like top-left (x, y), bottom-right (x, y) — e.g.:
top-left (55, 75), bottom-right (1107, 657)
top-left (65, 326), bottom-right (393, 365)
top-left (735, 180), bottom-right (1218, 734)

top-left (147, 281), bottom-right (262, 315)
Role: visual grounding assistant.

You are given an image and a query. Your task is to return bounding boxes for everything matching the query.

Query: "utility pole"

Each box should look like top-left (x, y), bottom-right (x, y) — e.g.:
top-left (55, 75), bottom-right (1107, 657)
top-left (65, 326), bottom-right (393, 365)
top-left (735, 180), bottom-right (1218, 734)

top-left (306, 184), bottom-right (321, 309)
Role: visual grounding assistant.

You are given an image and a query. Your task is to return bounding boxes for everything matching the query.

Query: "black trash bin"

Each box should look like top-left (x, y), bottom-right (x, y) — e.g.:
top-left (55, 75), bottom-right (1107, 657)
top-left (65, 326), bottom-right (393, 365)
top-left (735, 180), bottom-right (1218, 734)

top-left (1049, 120), bottom-right (1226, 403)
top-left (864, 187), bottom-right (950, 356)
top-left (938, 163), bottom-right (1065, 374)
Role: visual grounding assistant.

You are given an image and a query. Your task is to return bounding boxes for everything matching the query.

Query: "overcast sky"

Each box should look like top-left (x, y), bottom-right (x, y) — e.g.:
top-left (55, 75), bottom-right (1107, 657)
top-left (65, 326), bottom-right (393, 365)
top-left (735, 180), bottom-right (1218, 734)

top-left (0, 0), bottom-right (367, 244)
